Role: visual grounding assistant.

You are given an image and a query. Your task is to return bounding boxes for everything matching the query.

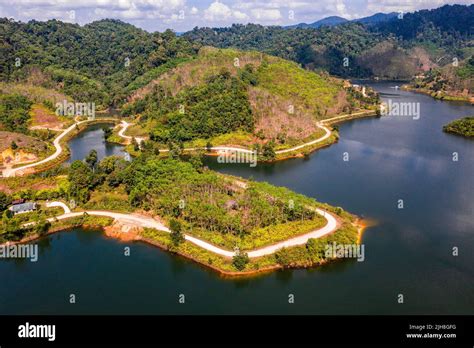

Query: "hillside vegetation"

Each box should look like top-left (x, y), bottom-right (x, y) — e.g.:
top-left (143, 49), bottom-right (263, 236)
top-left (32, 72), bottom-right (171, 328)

top-left (0, 18), bottom-right (198, 107)
top-left (123, 47), bottom-right (376, 147)
top-left (408, 57), bottom-right (474, 102)
top-left (184, 5), bottom-right (474, 79)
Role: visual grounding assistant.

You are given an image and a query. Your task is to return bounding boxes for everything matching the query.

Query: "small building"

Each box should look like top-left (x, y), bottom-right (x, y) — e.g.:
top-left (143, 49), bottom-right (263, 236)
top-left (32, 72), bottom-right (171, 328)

top-left (9, 202), bottom-right (37, 215)
top-left (11, 198), bottom-right (26, 205)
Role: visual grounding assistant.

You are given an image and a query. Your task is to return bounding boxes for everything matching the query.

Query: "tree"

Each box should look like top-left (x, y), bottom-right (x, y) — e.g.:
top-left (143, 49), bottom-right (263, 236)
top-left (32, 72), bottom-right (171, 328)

top-left (10, 141), bottom-right (18, 150)
top-left (0, 192), bottom-right (11, 212)
top-left (34, 217), bottom-right (51, 235)
top-left (132, 137), bottom-right (140, 152)
top-left (68, 160), bottom-right (95, 203)
top-left (262, 140), bottom-right (276, 161)
top-left (169, 218), bottom-right (184, 246)
top-left (168, 141), bottom-right (183, 159)
top-left (189, 153), bottom-right (203, 171)
top-left (0, 94), bottom-right (32, 133)
top-left (85, 149), bottom-right (98, 169)
top-left (232, 251), bottom-right (250, 271)
top-left (102, 126), bottom-right (112, 139)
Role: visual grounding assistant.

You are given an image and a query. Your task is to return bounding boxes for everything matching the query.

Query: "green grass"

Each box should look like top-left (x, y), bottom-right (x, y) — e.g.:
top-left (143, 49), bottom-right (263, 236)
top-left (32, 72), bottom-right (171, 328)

top-left (184, 130), bottom-right (254, 148)
top-left (256, 59), bottom-right (342, 118)
top-left (125, 57), bottom-right (193, 94)
top-left (185, 217), bottom-right (326, 251)
top-left (49, 214), bottom-right (114, 232)
top-left (83, 187), bottom-right (132, 212)
top-left (275, 223), bottom-right (359, 268)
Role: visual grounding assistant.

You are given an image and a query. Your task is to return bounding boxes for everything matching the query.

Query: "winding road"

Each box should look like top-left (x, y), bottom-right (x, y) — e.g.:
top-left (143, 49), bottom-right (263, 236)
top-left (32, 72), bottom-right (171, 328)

top-left (118, 115), bottom-right (360, 155)
top-left (43, 202), bottom-right (339, 258)
top-left (114, 110), bottom-right (373, 156)
top-left (117, 121), bottom-right (145, 144)
top-left (2, 118), bottom-right (117, 178)
top-left (2, 110), bottom-right (374, 178)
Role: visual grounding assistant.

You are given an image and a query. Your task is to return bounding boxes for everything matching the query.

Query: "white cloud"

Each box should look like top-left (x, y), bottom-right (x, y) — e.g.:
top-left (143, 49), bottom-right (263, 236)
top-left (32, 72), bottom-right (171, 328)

top-left (250, 8), bottom-right (281, 21)
top-left (204, 1), bottom-right (249, 22)
top-left (233, 10), bottom-right (248, 20)
top-left (204, 1), bottom-right (232, 20)
top-left (334, 0), bottom-right (353, 19)
top-left (366, 0), bottom-right (473, 13)
top-left (0, 0), bottom-right (471, 32)
top-left (1, 0), bottom-right (186, 23)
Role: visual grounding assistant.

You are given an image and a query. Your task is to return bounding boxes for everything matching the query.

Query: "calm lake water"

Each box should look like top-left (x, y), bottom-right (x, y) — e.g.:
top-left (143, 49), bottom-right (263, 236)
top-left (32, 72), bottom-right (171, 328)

top-left (66, 123), bottom-right (126, 163)
top-left (0, 82), bottom-right (472, 314)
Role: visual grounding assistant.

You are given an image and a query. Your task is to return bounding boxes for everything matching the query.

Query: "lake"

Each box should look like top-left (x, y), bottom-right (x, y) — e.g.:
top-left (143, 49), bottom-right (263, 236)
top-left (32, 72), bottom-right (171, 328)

top-left (66, 123), bottom-right (126, 163)
top-left (1, 82), bottom-right (472, 314)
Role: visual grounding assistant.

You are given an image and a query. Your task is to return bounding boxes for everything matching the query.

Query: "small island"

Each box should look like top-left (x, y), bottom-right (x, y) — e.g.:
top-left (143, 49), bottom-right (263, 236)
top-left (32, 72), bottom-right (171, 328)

top-left (443, 117), bottom-right (474, 138)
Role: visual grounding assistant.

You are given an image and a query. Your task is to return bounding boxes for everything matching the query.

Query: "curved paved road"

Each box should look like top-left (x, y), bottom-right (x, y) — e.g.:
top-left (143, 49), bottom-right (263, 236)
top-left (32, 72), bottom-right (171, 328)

top-left (45, 203), bottom-right (338, 258)
top-left (118, 120), bottom-right (333, 155)
top-left (4, 110), bottom-right (373, 178)
top-left (2, 118), bottom-right (116, 178)
top-left (118, 121), bottom-right (145, 144)
top-left (117, 111), bottom-right (373, 156)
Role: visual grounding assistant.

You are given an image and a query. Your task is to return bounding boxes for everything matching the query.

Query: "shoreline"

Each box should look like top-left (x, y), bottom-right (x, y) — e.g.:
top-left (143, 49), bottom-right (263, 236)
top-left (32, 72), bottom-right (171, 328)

top-left (1, 215), bottom-right (369, 278)
top-left (3, 109), bottom-right (377, 177)
top-left (1, 109), bottom-right (376, 276)
top-left (151, 109), bottom-right (377, 163)
top-left (401, 85), bottom-right (474, 104)
top-left (2, 118), bottom-right (120, 177)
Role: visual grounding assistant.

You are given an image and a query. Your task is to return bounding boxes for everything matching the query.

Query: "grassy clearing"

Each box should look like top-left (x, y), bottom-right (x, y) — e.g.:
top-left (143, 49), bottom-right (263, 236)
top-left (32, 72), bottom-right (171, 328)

top-left (184, 130), bottom-right (254, 148)
top-left (185, 216), bottom-right (326, 251)
top-left (30, 104), bottom-right (71, 129)
top-left (0, 131), bottom-right (52, 155)
top-left (0, 175), bottom-right (67, 195)
top-left (256, 59), bottom-right (344, 118)
top-left (83, 187), bottom-right (132, 212)
top-left (0, 82), bottom-right (70, 105)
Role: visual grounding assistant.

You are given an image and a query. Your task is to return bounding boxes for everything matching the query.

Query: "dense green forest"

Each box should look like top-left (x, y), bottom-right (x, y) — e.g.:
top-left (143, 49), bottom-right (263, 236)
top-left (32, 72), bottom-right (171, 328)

top-left (0, 93), bottom-right (32, 133)
top-left (126, 69), bottom-right (254, 143)
top-left (1, 4), bottom-right (472, 111)
top-left (0, 18), bottom-right (198, 107)
top-left (184, 5), bottom-right (474, 79)
top-left (61, 151), bottom-right (347, 251)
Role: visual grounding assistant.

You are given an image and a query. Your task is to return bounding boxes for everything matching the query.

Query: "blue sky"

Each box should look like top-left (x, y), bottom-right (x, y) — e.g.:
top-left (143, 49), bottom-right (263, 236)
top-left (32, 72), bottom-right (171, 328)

top-left (0, 0), bottom-right (471, 32)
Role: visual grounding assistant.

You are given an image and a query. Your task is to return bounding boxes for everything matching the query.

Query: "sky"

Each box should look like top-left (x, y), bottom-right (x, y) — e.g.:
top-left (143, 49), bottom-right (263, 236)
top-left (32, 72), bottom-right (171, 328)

top-left (0, 0), bottom-right (471, 32)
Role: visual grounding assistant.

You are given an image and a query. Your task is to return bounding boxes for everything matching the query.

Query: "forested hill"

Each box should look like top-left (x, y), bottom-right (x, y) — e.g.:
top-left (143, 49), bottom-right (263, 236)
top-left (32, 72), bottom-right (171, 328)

top-left (1, 4), bottom-right (472, 109)
top-left (121, 47), bottom-right (378, 150)
top-left (183, 4), bottom-right (474, 79)
top-left (0, 18), bottom-right (198, 107)
top-left (374, 4), bottom-right (473, 40)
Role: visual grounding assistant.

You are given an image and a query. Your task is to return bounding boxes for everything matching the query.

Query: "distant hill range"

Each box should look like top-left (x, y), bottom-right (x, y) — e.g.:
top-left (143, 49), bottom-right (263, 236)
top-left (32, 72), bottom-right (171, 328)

top-left (184, 4), bottom-right (473, 80)
top-left (287, 12), bottom-right (398, 29)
